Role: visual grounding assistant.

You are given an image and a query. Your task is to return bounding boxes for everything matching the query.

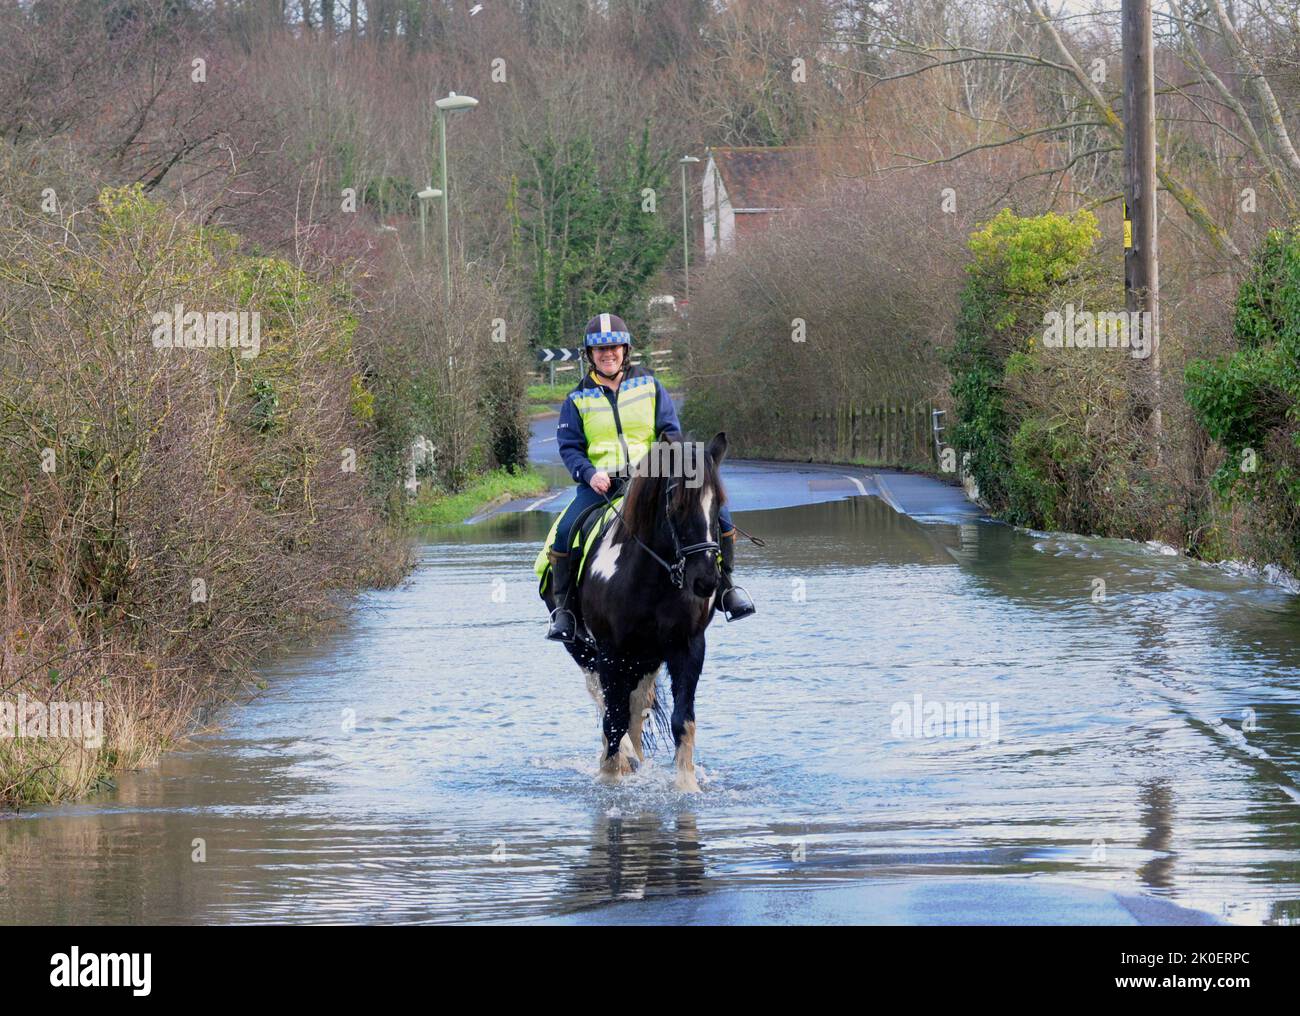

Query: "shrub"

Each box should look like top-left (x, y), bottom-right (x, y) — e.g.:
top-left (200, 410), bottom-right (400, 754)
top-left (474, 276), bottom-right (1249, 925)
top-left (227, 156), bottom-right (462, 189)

top-left (1186, 227), bottom-right (1300, 569)
top-left (358, 251), bottom-right (530, 502)
top-left (0, 175), bottom-right (405, 803)
top-left (946, 208), bottom-right (1102, 517)
top-left (681, 166), bottom-right (964, 459)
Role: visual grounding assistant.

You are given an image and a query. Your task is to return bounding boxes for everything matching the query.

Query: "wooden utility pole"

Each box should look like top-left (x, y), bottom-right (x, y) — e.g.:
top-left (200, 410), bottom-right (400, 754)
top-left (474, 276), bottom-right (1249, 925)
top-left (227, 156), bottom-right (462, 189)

top-left (1122, 0), bottom-right (1161, 443)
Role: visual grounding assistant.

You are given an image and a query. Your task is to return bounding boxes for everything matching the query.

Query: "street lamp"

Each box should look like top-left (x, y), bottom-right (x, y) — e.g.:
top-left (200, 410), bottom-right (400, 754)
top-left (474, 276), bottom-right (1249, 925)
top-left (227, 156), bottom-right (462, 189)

top-left (417, 186), bottom-right (443, 257)
top-left (679, 155), bottom-right (700, 303)
top-left (434, 90), bottom-right (478, 305)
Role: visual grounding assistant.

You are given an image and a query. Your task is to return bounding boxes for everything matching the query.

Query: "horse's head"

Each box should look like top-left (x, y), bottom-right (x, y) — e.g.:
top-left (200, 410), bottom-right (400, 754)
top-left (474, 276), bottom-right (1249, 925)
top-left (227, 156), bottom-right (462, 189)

top-left (622, 432), bottom-right (729, 600)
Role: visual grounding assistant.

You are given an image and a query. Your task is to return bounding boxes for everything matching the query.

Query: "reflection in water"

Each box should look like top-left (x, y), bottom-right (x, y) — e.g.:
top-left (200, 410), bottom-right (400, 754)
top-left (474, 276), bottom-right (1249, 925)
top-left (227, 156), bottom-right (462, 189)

top-left (3, 494), bottom-right (1300, 924)
top-left (1136, 780), bottom-right (1175, 893)
top-left (565, 810), bottom-right (706, 909)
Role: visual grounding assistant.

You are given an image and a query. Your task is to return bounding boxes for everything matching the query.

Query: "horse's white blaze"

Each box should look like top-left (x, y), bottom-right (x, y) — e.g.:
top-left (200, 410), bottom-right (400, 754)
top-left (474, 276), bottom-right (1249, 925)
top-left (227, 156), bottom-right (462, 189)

top-left (588, 527), bottom-right (624, 581)
top-left (699, 488), bottom-right (714, 542)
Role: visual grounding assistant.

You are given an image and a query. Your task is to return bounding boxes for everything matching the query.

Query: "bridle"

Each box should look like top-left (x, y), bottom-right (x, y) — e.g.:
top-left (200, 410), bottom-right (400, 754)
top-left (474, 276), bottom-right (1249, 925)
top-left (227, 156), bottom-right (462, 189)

top-left (660, 478), bottom-right (722, 589)
top-left (599, 477), bottom-right (720, 590)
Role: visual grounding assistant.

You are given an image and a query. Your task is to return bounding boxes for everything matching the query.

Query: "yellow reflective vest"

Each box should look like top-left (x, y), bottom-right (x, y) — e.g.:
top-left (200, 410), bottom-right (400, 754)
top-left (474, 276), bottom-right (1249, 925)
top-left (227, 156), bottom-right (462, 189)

top-left (568, 373), bottom-right (658, 473)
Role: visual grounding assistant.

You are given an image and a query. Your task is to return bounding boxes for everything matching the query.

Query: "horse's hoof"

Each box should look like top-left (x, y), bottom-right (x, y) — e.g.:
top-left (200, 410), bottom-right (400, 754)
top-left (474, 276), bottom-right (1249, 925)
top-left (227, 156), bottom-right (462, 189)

top-left (597, 756), bottom-right (632, 784)
top-left (673, 770), bottom-right (702, 794)
top-left (618, 735), bottom-right (643, 769)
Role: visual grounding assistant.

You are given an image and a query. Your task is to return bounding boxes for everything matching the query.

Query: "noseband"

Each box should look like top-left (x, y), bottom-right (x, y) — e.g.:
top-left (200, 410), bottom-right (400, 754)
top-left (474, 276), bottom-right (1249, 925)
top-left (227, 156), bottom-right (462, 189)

top-left (600, 477), bottom-right (720, 590)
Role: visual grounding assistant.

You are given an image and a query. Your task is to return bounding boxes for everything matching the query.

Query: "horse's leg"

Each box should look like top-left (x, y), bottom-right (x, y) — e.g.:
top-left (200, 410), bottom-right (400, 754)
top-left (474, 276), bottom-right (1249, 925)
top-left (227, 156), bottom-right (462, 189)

top-left (665, 636), bottom-right (706, 793)
top-left (625, 668), bottom-right (659, 765)
top-left (592, 670), bottom-right (642, 779)
top-left (597, 657), bottom-right (633, 784)
top-left (582, 667), bottom-right (608, 768)
top-left (567, 632), bottom-right (608, 768)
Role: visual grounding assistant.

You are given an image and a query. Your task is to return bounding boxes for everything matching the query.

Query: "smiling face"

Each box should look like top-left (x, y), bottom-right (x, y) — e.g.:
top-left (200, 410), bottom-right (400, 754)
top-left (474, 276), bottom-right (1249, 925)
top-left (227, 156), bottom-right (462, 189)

top-left (590, 343), bottom-right (627, 375)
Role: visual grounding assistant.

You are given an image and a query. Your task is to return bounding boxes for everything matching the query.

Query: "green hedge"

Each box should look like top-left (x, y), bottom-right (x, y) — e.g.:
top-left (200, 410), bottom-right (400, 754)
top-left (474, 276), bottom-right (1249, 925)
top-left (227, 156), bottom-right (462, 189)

top-left (1186, 227), bottom-right (1300, 566)
top-left (945, 208), bottom-right (1101, 522)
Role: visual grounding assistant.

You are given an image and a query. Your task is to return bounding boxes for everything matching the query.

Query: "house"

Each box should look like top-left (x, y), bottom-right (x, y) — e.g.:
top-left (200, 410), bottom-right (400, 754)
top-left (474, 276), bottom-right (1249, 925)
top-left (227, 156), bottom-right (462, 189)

top-left (701, 144), bottom-right (868, 261)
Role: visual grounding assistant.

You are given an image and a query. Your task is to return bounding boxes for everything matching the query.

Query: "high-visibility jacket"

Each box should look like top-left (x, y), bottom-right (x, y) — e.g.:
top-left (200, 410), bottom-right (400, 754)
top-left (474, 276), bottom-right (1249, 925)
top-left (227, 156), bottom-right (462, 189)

top-left (557, 365), bottom-right (681, 483)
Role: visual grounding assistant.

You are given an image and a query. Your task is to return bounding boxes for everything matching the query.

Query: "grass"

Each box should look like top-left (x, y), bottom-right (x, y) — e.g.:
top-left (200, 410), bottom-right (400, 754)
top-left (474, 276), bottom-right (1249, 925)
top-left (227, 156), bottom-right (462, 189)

top-left (407, 466), bottom-right (552, 525)
top-left (528, 380), bottom-right (573, 406)
top-left (0, 662), bottom-right (197, 807)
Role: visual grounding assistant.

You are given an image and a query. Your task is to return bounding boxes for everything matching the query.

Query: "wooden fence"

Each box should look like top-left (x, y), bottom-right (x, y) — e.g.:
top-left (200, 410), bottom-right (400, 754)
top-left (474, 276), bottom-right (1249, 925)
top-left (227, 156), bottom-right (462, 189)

top-left (798, 402), bottom-right (939, 467)
top-left (527, 360), bottom-right (941, 470)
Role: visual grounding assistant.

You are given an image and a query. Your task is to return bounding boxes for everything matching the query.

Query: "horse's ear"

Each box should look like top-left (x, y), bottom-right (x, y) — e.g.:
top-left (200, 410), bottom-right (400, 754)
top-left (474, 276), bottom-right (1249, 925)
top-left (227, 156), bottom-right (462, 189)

top-left (706, 431), bottom-right (728, 466)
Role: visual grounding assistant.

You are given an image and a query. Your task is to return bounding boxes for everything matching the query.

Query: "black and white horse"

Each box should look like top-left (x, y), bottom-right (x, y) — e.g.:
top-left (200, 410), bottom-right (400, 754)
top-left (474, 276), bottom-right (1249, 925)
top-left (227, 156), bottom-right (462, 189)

top-left (544, 433), bottom-right (729, 792)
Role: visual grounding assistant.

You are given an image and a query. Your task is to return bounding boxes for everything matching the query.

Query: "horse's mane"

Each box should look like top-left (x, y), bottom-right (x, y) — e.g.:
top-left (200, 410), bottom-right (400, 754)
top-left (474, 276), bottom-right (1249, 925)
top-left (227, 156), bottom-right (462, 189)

top-left (620, 441), bottom-right (724, 543)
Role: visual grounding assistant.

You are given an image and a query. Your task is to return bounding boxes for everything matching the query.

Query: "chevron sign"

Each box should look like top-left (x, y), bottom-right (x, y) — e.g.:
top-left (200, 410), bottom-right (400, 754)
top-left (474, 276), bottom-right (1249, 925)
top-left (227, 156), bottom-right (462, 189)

top-left (535, 347), bottom-right (582, 362)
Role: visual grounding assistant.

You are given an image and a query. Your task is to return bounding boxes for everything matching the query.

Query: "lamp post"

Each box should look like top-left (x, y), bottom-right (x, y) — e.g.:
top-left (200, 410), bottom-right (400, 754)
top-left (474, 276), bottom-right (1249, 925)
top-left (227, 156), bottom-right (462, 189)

top-left (417, 186), bottom-right (443, 257)
top-left (678, 155), bottom-right (700, 304)
top-left (433, 91), bottom-right (478, 305)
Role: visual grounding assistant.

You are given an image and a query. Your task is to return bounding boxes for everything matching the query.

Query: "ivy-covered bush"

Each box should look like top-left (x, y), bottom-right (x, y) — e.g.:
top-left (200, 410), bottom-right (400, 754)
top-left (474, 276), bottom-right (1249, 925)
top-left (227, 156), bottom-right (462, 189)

top-left (946, 208), bottom-right (1102, 520)
top-left (1186, 227), bottom-right (1300, 567)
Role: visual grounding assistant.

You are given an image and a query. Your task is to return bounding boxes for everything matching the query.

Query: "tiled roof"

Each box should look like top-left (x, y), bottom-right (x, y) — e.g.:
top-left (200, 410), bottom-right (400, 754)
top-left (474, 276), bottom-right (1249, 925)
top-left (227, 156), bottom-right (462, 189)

top-left (710, 146), bottom-right (818, 210)
top-left (709, 144), bottom-right (874, 210)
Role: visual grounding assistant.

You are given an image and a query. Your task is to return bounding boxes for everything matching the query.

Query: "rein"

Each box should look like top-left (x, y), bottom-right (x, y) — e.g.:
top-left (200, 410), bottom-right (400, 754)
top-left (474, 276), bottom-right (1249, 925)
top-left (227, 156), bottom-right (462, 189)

top-left (598, 477), bottom-right (720, 590)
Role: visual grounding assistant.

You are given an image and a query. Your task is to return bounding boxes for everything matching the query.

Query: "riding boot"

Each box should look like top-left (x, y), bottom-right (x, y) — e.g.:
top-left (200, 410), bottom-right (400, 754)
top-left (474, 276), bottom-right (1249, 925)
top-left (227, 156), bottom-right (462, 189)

top-left (545, 549), bottom-right (578, 642)
top-left (717, 531), bottom-right (756, 622)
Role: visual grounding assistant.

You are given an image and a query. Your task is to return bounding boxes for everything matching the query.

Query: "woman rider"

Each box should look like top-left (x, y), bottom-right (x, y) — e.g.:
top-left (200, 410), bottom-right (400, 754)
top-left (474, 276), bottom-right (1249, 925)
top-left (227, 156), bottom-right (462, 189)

top-left (545, 312), bottom-right (756, 642)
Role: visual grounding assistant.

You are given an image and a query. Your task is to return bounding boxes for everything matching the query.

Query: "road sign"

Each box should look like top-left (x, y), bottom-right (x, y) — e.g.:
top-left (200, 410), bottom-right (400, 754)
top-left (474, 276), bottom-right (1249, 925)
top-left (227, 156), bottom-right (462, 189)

top-left (535, 347), bottom-right (581, 363)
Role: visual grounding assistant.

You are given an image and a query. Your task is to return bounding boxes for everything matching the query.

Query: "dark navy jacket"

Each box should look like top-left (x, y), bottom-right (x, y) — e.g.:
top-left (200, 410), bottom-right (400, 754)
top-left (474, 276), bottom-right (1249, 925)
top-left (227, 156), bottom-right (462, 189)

top-left (557, 365), bottom-right (683, 485)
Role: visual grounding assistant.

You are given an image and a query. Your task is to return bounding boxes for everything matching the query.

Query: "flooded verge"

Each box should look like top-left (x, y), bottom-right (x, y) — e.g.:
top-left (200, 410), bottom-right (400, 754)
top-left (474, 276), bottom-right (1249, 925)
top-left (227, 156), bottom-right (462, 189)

top-left (3, 487), bottom-right (1299, 924)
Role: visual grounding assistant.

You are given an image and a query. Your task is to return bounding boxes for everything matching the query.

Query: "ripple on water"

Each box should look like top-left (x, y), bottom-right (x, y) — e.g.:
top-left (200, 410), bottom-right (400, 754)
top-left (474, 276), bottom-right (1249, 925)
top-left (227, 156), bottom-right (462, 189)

top-left (3, 501), bottom-right (1300, 924)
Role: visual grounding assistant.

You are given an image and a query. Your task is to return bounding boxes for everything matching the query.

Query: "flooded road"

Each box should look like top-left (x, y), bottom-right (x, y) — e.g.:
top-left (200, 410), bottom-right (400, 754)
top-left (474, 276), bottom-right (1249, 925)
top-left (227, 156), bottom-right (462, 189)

top-left (3, 457), bottom-right (1300, 924)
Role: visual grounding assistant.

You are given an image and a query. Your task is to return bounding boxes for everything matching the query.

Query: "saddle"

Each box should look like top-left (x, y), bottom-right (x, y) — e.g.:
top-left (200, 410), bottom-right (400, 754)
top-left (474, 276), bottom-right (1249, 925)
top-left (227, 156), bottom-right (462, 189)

top-left (533, 485), bottom-right (625, 599)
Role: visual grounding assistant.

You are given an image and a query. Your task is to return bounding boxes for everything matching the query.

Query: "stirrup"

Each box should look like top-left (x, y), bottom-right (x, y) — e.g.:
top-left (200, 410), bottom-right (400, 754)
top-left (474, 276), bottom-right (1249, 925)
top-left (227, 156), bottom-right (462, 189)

top-left (721, 584), bottom-right (756, 622)
top-left (546, 605), bottom-right (578, 643)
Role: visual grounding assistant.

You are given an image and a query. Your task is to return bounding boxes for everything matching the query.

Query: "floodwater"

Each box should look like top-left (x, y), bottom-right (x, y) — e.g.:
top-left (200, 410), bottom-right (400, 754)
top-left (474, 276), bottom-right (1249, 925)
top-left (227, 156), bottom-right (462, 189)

top-left (3, 468), bottom-right (1300, 924)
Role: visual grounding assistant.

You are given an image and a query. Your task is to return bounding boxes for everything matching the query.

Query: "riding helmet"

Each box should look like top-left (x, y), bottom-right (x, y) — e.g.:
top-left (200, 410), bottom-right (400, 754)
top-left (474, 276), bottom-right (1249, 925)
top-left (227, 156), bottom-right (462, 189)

top-left (583, 313), bottom-right (633, 350)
